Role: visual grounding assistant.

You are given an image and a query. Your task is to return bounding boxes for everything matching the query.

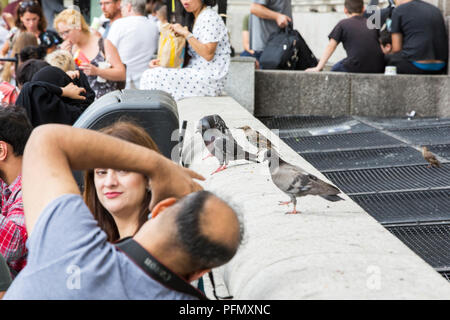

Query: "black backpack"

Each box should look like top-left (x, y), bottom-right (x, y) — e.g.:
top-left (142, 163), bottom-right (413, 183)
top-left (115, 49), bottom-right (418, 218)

top-left (259, 23), bottom-right (318, 70)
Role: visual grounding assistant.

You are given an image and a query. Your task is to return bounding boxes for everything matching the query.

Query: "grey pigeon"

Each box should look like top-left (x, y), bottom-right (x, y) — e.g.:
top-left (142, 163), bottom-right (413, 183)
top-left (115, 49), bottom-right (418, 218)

top-left (237, 125), bottom-right (273, 153)
top-left (263, 149), bottom-right (344, 214)
top-left (197, 115), bottom-right (259, 174)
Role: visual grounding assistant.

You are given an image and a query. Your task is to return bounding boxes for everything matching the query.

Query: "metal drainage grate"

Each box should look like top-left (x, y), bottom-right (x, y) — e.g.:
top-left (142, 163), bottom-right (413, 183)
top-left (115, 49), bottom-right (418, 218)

top-left (351, 189), bottom-right (450, 225)
top-left (389, 126), bottom-right (450, 145)
top-left (324, 163), bottom-right (450, 194)
top-left (283, 131), bottom-right (404, 153)
top-left (386, 224), bottom-right (450, 270)
top-left (362, 117), bottom-right (450, 130)
top-left (258, 115), bottom-right (354, 130)
top-left (440, 271), bottom-right (450, 282)
top-left (278, 122), bottom-right (374, 138)
top-left (300, 146), bottom-right (426, 171)
top-left (427, 144), bottom-right (450, 161)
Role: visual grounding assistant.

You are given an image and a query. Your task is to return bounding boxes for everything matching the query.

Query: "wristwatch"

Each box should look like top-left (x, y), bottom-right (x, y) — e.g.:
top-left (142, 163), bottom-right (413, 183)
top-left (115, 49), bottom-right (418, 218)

top-left (186, 33), bottom-right (194, 41)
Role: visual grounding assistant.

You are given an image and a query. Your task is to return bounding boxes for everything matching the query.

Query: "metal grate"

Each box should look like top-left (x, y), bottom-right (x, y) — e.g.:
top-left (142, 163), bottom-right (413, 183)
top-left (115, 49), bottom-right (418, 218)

top-left (324, 164), bottom-right (450, 194)
top-left (389, 126), bottom-right (450, 145)
top-left (300, 147), bottom-right (426, 171)
top-left (278, 122), bottom-right (374, 138)
top-left (362, 117), bottom-right (450, 130)
top-left (258, 115), bottom-right (354, 130)
top-left (440, 271), bottom-right (450, 282)
top-left (351, 189), bottom-right (450, 225)
top-left (427, 144), bottom-right (450, 161)
top-left (284, 131), bottom-right (404, 153)
top-left (386, 224), bottom-right (450, 270)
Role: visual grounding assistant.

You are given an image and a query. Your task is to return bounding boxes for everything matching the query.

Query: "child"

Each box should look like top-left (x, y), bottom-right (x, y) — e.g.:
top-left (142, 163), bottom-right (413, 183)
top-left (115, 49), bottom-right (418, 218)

top-left (306, 0), bottom-right (385, 73)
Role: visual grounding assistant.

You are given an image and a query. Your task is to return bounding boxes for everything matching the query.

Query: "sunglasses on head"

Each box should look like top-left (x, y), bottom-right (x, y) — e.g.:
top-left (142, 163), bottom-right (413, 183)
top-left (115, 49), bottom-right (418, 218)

top-left (19, 0), bottom-right (39, 9)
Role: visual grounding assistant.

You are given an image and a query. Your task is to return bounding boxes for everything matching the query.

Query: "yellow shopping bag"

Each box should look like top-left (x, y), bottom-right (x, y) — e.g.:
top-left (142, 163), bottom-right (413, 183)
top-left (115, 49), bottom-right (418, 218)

top-left (157, 23), bottom-right (186, 68)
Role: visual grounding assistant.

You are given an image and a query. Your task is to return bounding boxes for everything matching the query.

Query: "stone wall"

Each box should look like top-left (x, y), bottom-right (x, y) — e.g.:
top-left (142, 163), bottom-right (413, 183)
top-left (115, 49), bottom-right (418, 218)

top-left (254, 71), bottom-right (450, 118)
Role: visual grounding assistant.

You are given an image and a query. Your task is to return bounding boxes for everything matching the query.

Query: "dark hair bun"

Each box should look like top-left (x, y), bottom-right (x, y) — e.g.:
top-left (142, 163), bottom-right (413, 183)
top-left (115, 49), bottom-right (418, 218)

top-left (203, 0), bottom-right (217, 7)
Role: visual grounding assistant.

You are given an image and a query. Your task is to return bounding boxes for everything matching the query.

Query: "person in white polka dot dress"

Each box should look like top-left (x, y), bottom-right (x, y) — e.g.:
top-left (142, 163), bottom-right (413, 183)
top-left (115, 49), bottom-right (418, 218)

top-left (140, 0), bottom-right (231, 101)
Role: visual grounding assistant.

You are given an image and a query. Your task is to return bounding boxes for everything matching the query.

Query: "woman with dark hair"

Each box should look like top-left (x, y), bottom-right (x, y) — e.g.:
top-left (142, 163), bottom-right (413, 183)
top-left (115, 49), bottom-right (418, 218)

top-left (140, 0), bottom-right (231, 101)
top-left (0, 0), bottom-right (61, 57)
top-left (83, 121), bottom-right (160, 242)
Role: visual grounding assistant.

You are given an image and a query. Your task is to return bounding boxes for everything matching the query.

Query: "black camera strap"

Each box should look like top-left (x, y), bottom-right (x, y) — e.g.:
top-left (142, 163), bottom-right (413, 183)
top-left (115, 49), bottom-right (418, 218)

top-left (115, 237), bottom-right (208, 300)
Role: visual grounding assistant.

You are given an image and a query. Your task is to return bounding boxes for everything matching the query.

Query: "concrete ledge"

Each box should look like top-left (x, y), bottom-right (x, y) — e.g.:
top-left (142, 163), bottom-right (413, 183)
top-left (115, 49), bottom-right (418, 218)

top-left (255, 71), bottom-right (450, 118)
top-left (177, 95), bottom-right (450, 299)
top-left (224, 56), bottom-right (256, 114)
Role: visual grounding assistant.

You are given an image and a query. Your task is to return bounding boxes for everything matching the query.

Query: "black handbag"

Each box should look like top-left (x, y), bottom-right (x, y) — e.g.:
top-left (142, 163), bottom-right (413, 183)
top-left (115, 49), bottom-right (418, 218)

top-left (259, 23), bottom-right (318, 70)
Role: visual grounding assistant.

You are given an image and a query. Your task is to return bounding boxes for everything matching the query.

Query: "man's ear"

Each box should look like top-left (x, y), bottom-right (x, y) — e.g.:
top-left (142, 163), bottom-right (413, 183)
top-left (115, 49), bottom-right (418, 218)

top-left (186, 269), bottom-right (211, 283)
top-left (0, 141), bottom-right (8, 161)
top-left (151, 197), bottom-right (177, 219)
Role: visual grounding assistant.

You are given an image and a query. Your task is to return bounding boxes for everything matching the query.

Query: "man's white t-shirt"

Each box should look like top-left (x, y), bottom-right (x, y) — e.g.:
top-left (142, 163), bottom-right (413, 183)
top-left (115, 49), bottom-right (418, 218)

top-left (107, 15), bottom-right (159, 89)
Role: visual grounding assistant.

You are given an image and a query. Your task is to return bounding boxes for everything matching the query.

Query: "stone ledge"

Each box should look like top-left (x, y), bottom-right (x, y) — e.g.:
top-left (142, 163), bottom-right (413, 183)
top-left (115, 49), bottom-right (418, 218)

top-left (176, 95), bottom-right (450, 299)
top-left (255, 70), bottom-right (450, 118)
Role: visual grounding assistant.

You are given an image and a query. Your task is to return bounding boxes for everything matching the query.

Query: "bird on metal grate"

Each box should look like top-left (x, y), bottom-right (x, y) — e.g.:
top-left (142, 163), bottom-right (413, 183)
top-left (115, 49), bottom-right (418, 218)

top-left (237, 125), bottom-right (273, 153)
top-left (263, 149), bottom-right (344, 214)
top-left (197, 114), bottom-right (260, 175)
top-left (421, 146), bottom-right (441, 168)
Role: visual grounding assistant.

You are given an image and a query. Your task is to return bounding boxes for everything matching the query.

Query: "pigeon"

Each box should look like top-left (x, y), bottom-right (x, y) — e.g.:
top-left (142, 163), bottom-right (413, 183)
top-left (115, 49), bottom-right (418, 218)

top-left (421, 146), bottom-right (441, 168)
top-left (197, 114), bottom-right (259, 174)
top-left (237, 125), bottom-right (273, 153)
top-left (263, 149), bottom-right (344, 214)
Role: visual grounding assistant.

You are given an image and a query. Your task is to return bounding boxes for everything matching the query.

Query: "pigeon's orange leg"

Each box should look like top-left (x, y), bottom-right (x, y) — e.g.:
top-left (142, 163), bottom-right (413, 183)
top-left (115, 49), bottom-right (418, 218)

top-left (278, 201), bottom-right (291, 206)
top-left (285, 204), bottom-right (300, 214)
top-left (211, 165), bottom-right (227, 175)
top-left (202, 154), bottom-right (214, 160)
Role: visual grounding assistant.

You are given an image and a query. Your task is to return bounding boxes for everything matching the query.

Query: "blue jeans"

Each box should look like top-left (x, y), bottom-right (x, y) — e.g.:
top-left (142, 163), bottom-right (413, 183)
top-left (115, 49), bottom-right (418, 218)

top-left (331, 59), bottom-right (348, 72)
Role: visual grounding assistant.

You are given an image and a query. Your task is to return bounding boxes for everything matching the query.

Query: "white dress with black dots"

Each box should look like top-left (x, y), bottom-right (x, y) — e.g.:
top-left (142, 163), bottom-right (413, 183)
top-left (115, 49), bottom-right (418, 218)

top-left (139, 7), bottom-right (231, 101)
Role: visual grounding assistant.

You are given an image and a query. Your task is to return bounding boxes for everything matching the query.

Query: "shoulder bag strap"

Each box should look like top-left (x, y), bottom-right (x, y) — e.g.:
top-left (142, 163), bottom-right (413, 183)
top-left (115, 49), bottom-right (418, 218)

top-left (115, 237), bottom-right (208, 300)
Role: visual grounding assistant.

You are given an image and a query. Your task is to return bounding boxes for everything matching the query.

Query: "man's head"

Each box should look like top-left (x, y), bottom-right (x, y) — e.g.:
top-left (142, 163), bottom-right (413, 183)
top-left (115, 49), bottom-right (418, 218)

top-left (344, 0), bottom-right (364, 15)
top-left (0, 106), bottom-right (33, 183)
top-left (135, 191), bottom-right (243, 281)
top-left (100, 0), bottom-right (122, 21)
top-left (121, 0), bottom-right (147, 17)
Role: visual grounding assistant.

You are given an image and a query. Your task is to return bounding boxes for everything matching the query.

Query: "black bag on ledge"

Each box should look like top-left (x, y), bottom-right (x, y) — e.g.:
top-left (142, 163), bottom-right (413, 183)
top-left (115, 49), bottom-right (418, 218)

top-left (259, 22), bottom-right (318, 70)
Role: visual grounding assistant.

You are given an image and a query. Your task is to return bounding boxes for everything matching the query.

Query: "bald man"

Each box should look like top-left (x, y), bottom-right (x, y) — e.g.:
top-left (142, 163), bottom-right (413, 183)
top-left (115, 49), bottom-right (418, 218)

top-left (3, 124), bottom-right (243, 299)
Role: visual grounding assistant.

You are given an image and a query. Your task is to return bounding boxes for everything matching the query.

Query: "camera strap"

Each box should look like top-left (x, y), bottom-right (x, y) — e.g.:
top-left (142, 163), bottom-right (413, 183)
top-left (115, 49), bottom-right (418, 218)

top-left (115, 237), bottom-right (208, 300)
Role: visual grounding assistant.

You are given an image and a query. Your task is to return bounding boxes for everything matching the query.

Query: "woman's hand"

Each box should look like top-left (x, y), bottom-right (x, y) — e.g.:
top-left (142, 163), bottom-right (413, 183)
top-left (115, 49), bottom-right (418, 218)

top-left (60, 40), bottom-right (73, 53)
top-left (148, 59), bottom-right (160, 68)
top-left (66, 70), bottom-right (80, 80)
top-left (170, 23), bottom-right (189, 38)
top-left (79, 63), bottom-right (98, 76)
top-left (61, 83), bottom-right (86, 100)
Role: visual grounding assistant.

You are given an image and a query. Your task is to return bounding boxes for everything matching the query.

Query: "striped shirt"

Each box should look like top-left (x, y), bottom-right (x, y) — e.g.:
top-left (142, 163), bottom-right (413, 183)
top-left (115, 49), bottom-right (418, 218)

top-left (0, 175), bottom-right (27, 274)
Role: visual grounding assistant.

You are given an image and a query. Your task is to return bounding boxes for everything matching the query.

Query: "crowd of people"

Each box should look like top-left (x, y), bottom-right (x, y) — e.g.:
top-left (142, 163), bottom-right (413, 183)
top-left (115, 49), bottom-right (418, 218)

top-left (0, 0), bottom-right (448, 300)
top-left (0, 0), bottom-right (241, 300)
top-left (243, 0), bottom-right (448, 75)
